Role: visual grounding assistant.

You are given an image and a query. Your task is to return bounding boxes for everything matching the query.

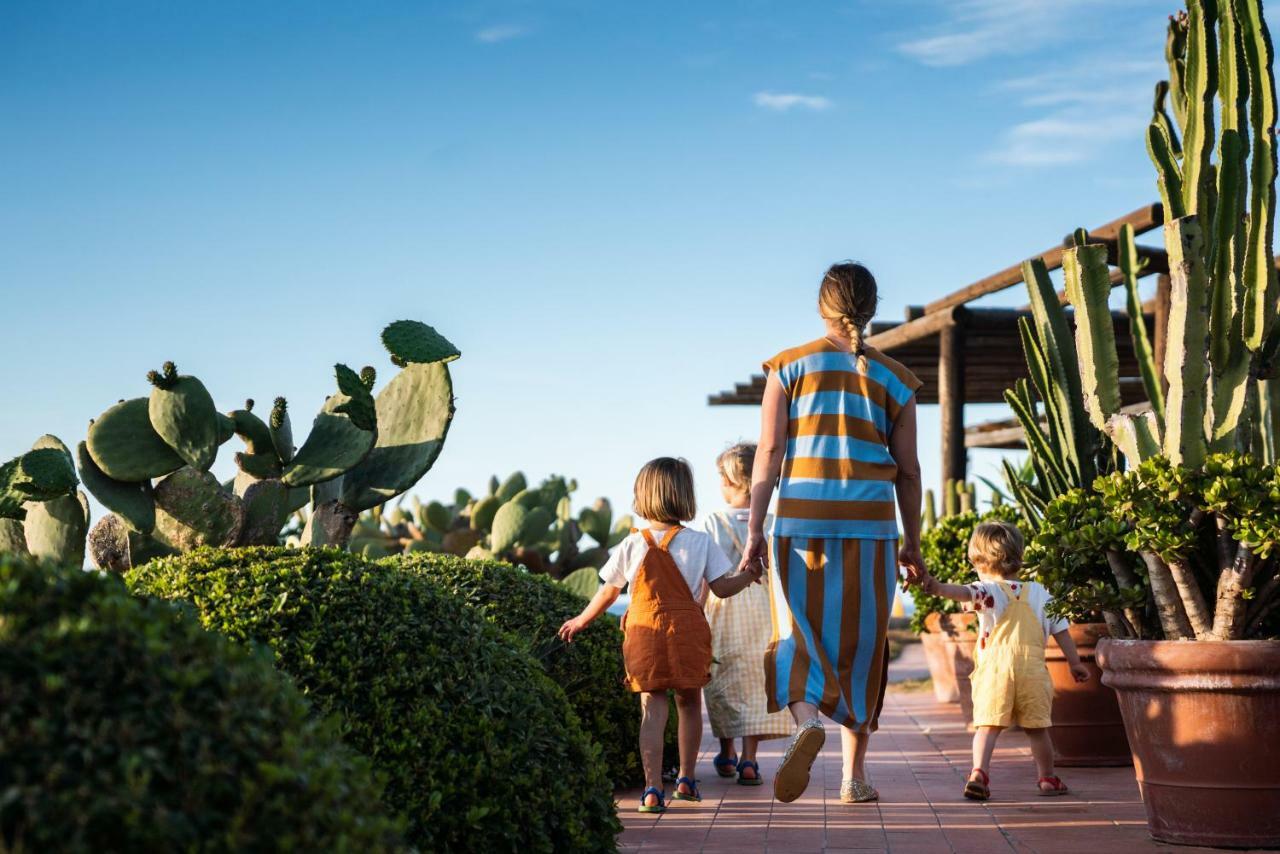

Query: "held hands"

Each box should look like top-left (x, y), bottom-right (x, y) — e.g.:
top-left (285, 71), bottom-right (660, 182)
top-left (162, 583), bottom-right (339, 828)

top-left (898, 541), bottom-right (927, 587)
top-left (1069, 662), bottom-right (1091, 683)
top-left (738, 531), bottom-right (768, 584)
top-left (557, 615), bottom-right (589, 644)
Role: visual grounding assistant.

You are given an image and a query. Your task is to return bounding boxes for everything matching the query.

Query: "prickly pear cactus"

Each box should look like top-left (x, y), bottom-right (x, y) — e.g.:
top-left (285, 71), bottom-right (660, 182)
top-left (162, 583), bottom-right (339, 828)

top-left (152, 467), bottom-right (245, 552)
top-left (382, 320), bottom-right (461, 367)
top-left (87, 398), bottom-right (185, 482)
top-left (147, 362), bottom-right (219, 471)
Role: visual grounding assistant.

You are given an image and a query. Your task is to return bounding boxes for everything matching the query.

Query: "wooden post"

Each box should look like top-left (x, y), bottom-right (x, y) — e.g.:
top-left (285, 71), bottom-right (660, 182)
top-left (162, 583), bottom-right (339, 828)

top-left (1154, 273), bottom-right (1171, 400)
top-left (939, 310), bottom-right (967, 491)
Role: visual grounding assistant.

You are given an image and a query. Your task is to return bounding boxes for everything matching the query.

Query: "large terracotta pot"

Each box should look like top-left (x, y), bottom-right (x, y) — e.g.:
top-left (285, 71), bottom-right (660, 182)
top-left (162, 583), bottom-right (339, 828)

top-left (1045, 623), bottom-right (1130, 766)
top-left (923, 612), bottom-right (978, 723)
top-left (1097, 638), bottom-right (1280, 848)
top-left (919, 629), bottom-right (958, 703)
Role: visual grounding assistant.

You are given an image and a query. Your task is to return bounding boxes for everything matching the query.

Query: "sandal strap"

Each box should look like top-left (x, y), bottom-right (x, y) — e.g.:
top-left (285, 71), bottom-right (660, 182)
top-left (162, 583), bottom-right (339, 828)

top-left (1038, 776), bottom-right (1064, 788)
top-left (713, 753), bottom-right (739, 768)
top-left (971, 768), bottom-right (989, 785)
top-left (641, 786), bottom-right (665, 806)
top-left (676, 776), bottom-right (700, 797)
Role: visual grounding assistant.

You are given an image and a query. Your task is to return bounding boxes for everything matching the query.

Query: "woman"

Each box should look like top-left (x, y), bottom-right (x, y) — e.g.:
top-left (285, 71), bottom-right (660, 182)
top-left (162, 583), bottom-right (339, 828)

top-left (741, 261), bottom-right (924, 805)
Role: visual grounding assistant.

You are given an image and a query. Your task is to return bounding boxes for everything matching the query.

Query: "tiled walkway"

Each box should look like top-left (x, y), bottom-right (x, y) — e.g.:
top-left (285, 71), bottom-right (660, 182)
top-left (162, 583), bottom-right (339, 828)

top-left (617, 651), bottom-right (1255, 853)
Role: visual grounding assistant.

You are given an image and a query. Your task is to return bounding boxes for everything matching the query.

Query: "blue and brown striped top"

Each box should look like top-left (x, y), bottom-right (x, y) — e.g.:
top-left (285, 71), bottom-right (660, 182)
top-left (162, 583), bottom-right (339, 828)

top-left (763, 338), bottom-right (922, 540)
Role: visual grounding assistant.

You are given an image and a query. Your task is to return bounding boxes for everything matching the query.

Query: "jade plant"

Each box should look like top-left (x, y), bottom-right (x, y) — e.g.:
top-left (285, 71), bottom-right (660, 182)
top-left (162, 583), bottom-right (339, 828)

top-left (17, 319), bottom-right (461, 571)
top-left (352, 471), bottom-right (632, 584)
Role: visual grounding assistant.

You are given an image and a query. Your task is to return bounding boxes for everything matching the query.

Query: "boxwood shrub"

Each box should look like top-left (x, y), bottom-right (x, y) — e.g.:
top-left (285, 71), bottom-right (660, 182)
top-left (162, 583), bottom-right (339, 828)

top-left (0, 553), bottom-right (404, 853)
top-left (390, 551), bottom-right (657, 786)
top-left (127, 547), bottom-right (620, 853)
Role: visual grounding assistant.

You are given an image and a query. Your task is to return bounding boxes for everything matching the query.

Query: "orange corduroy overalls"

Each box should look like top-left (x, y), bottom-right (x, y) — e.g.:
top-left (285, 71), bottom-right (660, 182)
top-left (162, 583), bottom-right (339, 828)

top-left (621, 526), bottom-right (713, 693)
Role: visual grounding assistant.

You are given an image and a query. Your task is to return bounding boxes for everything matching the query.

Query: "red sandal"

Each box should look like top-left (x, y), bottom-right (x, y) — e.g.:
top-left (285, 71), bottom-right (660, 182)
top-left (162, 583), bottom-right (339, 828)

top-left (1038, 776), bottom-right (1070, 796)
top-left (963, 768), bottom-right (990, 801)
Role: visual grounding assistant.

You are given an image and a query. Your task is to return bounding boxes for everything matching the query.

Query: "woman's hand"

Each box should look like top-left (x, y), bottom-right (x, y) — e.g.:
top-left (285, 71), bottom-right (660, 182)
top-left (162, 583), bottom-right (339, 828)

top-left (738, 531), bottom-right (768, 580)
top-left (898, 541), bottom-right (925, 585)
top-left (558, 615), bottom-right (589, 643)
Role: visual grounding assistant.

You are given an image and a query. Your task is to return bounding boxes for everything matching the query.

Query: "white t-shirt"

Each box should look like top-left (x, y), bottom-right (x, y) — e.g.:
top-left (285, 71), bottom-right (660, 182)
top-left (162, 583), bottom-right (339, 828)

top-left (698, 508), bottom-right (773, 567)
top-left (599, 526), bottom-right (732, 596)
top-left (965, 579), bottom-right (1069, 650)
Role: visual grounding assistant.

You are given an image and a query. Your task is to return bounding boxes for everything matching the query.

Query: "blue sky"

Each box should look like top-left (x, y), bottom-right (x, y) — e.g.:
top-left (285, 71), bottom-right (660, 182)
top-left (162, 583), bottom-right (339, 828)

top-left (0, 0), bottom-right (1226, 526)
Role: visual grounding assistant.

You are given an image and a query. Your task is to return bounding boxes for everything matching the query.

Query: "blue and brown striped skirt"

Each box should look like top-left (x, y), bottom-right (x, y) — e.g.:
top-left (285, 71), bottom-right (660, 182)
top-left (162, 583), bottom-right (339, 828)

top-left (765, 536), bottom-right (896, 732)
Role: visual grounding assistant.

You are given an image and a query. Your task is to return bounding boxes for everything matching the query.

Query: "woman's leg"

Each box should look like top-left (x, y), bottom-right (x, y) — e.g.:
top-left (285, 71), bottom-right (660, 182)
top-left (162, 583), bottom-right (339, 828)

top-left (739, 735), bottom-right (761, 780)
top-left (674, 688), bottom-right (703, 789)
top-left (639, 691), bottom-right (670, 804)
top-left (789, 700), bottom-right (821, 724)
top-left (841, 726), bottom-right (872, 782)
top-left (970, 725), bottom-right (1004, 781)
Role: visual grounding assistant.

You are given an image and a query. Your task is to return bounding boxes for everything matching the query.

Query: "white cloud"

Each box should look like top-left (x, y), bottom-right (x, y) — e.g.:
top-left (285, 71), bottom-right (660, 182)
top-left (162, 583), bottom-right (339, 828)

top-left (753, 91), bottom-right (832, 112)
top-left (897, 0), bottom-right (1130, 67)
top-left (475, 24), bottom-right (528, 44)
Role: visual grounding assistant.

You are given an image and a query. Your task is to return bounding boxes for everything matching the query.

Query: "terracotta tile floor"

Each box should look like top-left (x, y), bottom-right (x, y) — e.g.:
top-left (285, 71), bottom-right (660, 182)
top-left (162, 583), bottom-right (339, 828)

top-left (617, 686), bottom-right (1259, 853)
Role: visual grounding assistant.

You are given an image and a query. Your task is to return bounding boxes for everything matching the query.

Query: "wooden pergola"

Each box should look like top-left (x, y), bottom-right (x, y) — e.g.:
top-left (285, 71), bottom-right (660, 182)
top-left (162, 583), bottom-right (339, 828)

top-left (707, 203), bottom-right (1171, 490)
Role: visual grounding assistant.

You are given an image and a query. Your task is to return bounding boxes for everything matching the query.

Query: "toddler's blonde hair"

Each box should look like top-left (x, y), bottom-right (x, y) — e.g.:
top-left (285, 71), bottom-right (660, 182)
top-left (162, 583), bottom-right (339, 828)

top-left (716, 442), bottom-right (756, 493)
top-left (968, 521), bottom-right (1024, 578)
top-left (633, 457), bottom-right (697, 524)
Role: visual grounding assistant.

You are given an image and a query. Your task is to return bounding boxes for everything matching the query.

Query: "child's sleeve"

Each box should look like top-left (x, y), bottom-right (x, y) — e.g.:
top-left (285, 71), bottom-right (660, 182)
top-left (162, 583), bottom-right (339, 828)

top-left (703, 535), bottom-right (732, 584)
top-left (964, 581), bottom-right (998, 612)
top-left (599, 542), bottom-right (629, 589)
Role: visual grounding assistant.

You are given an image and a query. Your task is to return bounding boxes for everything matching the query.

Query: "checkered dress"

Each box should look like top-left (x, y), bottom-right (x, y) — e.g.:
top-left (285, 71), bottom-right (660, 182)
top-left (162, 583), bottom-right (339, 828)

top-left (701, 510), bottom-right (795, 741)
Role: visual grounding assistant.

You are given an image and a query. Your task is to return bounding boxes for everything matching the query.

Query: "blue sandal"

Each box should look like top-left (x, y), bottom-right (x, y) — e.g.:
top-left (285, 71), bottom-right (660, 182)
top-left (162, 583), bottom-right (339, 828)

top-left (673, 776), bottom-right (701, 802)
top-left (638, 786), bottom-right (666, 814)
top-left (713, 752), bottom-right (739, 778)
top-left (737, 759), bottom-right (763, 786)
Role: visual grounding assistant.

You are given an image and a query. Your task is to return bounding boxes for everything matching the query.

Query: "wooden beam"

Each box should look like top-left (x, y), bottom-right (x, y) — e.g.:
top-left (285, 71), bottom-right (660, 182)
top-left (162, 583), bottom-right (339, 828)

top-left (938, 315), bottom-right (967, 489)
top-left (865, 305), bottom-right (958, 351)
top-left (923, 204), bottom-right (1164, 315)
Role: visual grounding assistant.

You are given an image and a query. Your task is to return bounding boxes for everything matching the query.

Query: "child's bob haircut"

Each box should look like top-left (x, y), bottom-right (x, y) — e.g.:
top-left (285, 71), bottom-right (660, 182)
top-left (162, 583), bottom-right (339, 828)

top-left (715, 442), bottom-right (756, 492)
top-left (633, 457), bottom-right (697, 524)
top-left (968, 521), bottom-right (1024, 577)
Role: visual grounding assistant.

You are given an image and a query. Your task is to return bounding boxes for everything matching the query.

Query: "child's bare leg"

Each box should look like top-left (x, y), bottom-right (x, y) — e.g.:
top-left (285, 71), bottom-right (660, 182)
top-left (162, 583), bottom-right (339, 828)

top-left (639, 691), bottom-right (670, 803)
top-left (840, 725), bottom-right (872, 781)
top-left (739, 735), bottom-right (761, 780)
top-left (1023, 728), bottom-right (1058, 787)
top-left (674, 688), bottom-right (703, 789)
top-left (971, 725), bottom-right (1003, 781)
top-left (719, 737), bottom-right (737, 760)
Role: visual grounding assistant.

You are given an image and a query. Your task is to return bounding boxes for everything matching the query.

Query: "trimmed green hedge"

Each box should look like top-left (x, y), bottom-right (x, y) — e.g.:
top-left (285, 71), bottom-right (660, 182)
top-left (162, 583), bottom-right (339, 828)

top-left (391, 552), bottom-right (652, 785)
top-left (127, 547), bottom-right (620, 853)
top-left (0, 553), bottom-right (404, 853)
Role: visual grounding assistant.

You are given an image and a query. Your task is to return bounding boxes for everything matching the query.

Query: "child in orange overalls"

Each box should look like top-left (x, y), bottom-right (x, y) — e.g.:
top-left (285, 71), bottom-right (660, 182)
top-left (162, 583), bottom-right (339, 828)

top-left (559, 457), bottom-right (763, 813)
top-left (914, 521), bottom-right (1090, 801)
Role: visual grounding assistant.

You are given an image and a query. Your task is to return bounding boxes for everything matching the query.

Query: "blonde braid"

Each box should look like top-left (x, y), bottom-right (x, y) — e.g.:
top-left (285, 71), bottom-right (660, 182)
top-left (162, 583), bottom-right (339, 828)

top-left (818, 262), bottom-right (879, 373)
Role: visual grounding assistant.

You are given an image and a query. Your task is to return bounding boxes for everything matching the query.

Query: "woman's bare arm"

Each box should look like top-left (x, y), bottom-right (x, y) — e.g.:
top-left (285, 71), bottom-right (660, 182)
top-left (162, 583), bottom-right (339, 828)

top-left (740, 372), bottom-right (788, 570)
top-left (890, 398), bottom-right (924, 582)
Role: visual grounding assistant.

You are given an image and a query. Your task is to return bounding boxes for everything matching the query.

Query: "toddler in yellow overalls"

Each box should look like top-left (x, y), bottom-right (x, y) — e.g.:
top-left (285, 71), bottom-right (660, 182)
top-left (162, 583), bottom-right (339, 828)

top-left (915, 520), bottom-right (1090, 800)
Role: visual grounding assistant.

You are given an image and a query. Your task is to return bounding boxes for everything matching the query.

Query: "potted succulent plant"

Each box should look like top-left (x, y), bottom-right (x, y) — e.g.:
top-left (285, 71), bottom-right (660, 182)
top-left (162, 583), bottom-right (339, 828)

top-left (1007, 2), bottom-right (1280, 844)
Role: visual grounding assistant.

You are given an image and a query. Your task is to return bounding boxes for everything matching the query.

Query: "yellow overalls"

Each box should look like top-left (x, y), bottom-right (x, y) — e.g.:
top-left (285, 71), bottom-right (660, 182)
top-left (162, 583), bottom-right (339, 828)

top-left (970, 581), bottom-right (1054, 729)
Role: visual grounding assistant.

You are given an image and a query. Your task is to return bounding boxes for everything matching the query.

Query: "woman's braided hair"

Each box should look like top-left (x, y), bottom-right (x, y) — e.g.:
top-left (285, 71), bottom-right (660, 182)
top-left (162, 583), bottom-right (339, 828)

top-left (818, 261), bottom-right (879, 370)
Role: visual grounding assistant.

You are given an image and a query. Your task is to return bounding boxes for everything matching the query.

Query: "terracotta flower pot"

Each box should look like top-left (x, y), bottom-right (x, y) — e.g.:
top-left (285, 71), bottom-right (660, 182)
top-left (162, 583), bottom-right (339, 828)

top-left (922, 612), bottom-right (978, 723)
top-left (919, 629), bottom-right (958, 703)
top-left (1045, 623), bottom-right (1130, 767)
top-left (1097, 638), bottom-right (1280, 848)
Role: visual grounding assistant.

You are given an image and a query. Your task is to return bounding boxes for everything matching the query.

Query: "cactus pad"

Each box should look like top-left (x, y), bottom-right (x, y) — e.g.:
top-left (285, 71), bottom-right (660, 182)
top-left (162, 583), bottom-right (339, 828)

top-left (0, 518), bottom-right (28, 554)
top-left (23, 490), bottom-right (89, 566)
top-left (237, 478), bottom-right (288, 546)
top-left (470, 495), bottom-right (501, 531)
top-left (381, 320), bottom-right (460, 367)
top-left (236, 451), bottom-right (283, 480)
top-left (148, 365), bottom-right (219, 471)
top-left (283, 388), bottom-right (377, 488)
top-left (269, 397), bottom-right (294, 463)
top-left (339, 362), bottom-right (454, 512)
top-left (1, 447), bottom-right (79, 520)
top-left (87, 397), bottom-right (184, 482)
top-left (152, 467), bottom-right (246, 552)
top-left (490, 501), bottom-right (529, 554)
top-left (230, 407), bottom-right (275, 457)
top-left (333, 364), bottom-right (377, 431)
top-left (521, 506), bottom-right (554, 545)
top-left (76, 441), bottom-right (155, 534)
top-left (560, 567), bottom-right (602, 600)
top-left (87, 513), bottom-right (132, 572)
top-left (496, 472), bottom-right (527, 503)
